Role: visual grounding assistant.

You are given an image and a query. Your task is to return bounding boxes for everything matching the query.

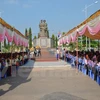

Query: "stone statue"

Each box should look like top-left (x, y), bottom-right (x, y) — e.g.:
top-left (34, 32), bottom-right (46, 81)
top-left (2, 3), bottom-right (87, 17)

top-left (33, 20), bottom-right (52, 48)
top-left (38, 20), bottom-right (48, 38)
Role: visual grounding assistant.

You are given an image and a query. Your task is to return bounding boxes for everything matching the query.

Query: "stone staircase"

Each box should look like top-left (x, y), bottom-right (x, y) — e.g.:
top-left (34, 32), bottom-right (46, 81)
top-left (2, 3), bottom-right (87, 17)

top-left (35, 48), bottom-right (57, 62)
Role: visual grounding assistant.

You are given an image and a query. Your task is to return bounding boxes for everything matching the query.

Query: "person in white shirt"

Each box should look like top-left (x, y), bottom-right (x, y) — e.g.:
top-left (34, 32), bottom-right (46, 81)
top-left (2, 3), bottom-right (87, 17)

top-left (56, 48), bottom-right (60, 60)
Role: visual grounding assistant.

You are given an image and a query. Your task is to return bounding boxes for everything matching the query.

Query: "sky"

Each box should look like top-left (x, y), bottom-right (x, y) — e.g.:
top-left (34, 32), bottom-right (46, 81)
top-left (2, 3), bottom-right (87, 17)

top-left (0, 0), bottom-right (100, 38)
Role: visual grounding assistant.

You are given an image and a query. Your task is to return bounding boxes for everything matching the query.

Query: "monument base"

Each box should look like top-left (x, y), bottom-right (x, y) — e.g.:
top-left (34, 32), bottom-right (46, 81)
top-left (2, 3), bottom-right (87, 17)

top-left (33, 37), bottom-right (53, 48)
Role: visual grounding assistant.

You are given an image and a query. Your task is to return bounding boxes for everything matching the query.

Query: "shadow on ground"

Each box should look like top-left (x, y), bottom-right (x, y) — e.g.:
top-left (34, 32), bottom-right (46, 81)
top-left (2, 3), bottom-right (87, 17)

top-left (39, 92), bottom-right (86, 100)
top-left (0, 60), bottom-right (34, 96)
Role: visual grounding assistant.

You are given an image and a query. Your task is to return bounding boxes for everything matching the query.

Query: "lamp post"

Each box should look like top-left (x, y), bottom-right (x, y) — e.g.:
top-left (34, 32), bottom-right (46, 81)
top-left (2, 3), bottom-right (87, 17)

top-left (83, 1), bottom-right (98, 51)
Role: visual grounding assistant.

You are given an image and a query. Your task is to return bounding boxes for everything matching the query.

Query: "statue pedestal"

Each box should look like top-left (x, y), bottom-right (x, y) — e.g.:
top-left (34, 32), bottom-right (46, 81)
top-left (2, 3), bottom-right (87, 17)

top-left (40, 37), bottom-right (47, 48)
top-left (33, 37), bottom-right (53, 48)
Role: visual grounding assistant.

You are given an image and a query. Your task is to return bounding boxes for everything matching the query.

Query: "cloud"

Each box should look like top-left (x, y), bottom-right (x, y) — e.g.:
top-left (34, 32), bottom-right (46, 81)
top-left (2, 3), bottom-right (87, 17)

top-left (23, 4), bottom-right (32, 8)
top-left (4, 0), bottom-right (19, 5)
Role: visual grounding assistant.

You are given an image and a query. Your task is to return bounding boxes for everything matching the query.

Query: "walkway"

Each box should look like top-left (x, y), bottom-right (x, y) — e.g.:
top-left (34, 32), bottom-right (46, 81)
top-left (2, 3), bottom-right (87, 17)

top-left (0, 49), bottom-right (100, 100)
top-left (35, 48), bottom-right (57, 62)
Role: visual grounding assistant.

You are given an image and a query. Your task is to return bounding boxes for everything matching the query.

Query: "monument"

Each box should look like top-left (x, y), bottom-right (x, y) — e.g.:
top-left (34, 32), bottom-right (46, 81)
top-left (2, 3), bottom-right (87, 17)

top-left (38, 20), bottom-right (48, 38)
top-left (33, 20), bottom-right (53, 48)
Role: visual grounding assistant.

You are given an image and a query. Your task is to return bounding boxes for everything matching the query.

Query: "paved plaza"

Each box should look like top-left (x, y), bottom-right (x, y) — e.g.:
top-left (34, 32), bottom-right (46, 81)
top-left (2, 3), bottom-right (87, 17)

top-left (0, 59), bottom-right (100, 100)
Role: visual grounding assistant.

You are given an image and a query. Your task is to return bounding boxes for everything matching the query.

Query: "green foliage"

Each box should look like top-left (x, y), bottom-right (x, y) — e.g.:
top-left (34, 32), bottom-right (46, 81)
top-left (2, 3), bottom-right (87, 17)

top-left (62, 32), bottom-right (65, 35)
top-left (29, 27), bottom-right (32, 35)
top-left (4, 39), bottom-right (6, 47)
top-left (60, 35), bottom-right (99, 51)
top-left (63, 43), bottom-right (66, 47)
top-left (52, 34), bottom-right (55, 39)
top-left (52, 34), bottom-right (56, 48)
top-left (6, 42), bottom-right (10, 50)
top-left (25, 28), bottom-right (28, 38)
top-left (47, 30), bottom-right (49, 38)
top-left (78, 36), bottom-right (84, 51)
top-left (90, 39), bottom-right (98, 48)
top-left (78, 36), bottom-right (98, 50)
top-left (55, 36), bottom-right (58, 48)
top-left (2, 42), bottom-right (10, 53)
top-left (29, 27), bottom-right (32, 48)
top-left (34, 35), bottom-right (37, 39)
top-left (0, 43), bottom-right (1, 50)
top-left (67, 42), bottom-right (76, 51)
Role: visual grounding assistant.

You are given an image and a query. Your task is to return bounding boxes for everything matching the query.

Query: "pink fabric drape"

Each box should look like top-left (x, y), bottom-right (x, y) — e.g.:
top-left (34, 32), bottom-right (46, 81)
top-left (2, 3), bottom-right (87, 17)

top-left (0, 33), bottom-right (5, 42)
top-left (0, 25), bottom-right (28, 47)
top-left (77, 25), bottom-right (87, 36)
top-left (59, 22), bottom-right (100, 45)
top-left (87, 22), bottom-right (100, 35)
top-left (0, 26), bottom-right (6, 42)
top-left (5, 29), bottom-right (13, 42)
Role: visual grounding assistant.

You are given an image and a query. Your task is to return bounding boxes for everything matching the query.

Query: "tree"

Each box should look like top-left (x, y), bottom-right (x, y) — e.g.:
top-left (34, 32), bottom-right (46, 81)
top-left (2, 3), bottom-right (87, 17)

top-left (78, 36), bottom-right (84, 51)
top-left (34, 36), bottom-right (37, 39)
top-left (55, 36), bottom-right (58, 48)
top-left (62, 32), bottom-right (65, 35)
top-left (25, 28), bottom-right (28, 38)
top-left (47, 30), bottom-right (49, 38)
top-left (78, 36), bottom-right (98, 51)
top-left (29, 27), bottom-right (32, 48)
top-left (52, 34), bottom-right (56, 48)
top-left (67, 42), bottom-right (76, 51)
top-left (8, 42), bottom-right (10, 47)
top-left (3, 42), bottom-right (10, 52)
top-left (90, 39), bottom-right (98, 48)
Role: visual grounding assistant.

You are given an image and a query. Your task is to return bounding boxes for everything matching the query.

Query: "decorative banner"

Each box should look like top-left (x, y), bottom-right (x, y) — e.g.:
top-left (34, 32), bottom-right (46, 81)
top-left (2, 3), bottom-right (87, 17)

top-left (65, 36), bottom-right (68, 43)
top-left (77, 25), bottom-right (87, 36)
top-left (0, 24), bottom-right (28, 47)
top-left (59, 22), bottom-right (100, 44)
top-left (5, 28), bottom-right (14, 42)
top-left (0, 24), bottom-right (6, 42)
top-left (87, 22), bottom-right (100, 35)
top-left (59, 14), bottom-right (100, 44)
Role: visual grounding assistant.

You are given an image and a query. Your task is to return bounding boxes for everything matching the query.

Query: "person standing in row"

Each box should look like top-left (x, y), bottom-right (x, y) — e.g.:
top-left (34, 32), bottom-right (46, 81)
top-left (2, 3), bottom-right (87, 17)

top-left (38, 48), bottom-right (41, 56)
top-left (34, 48), bottom-right (37, 57)
top-left (56, 48), bottom-right (60, 60)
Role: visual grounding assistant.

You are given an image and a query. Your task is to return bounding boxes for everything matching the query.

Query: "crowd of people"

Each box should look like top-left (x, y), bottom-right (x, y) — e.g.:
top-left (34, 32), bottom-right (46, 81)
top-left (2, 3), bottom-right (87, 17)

top-left (34, 47), bottom-right (41, 57)
top-left (56, 48), bottom-right (100, 84)
top-left (1, 47), bottom-right (100, 84)
top-left (0, 52), bottom-right (29, 79)
top-left (30, 47), bottom-right (41, 60)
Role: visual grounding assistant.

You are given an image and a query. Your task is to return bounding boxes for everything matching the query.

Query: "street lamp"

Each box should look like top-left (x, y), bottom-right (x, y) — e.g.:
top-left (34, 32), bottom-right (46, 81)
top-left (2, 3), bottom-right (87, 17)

top-left (83, 1), bottom-right (98, 51)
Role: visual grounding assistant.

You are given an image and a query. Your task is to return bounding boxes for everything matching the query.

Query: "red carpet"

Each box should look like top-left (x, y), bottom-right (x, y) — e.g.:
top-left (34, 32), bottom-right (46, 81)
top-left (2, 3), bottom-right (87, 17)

top-left (35, 48), bottom-right (57, 62)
